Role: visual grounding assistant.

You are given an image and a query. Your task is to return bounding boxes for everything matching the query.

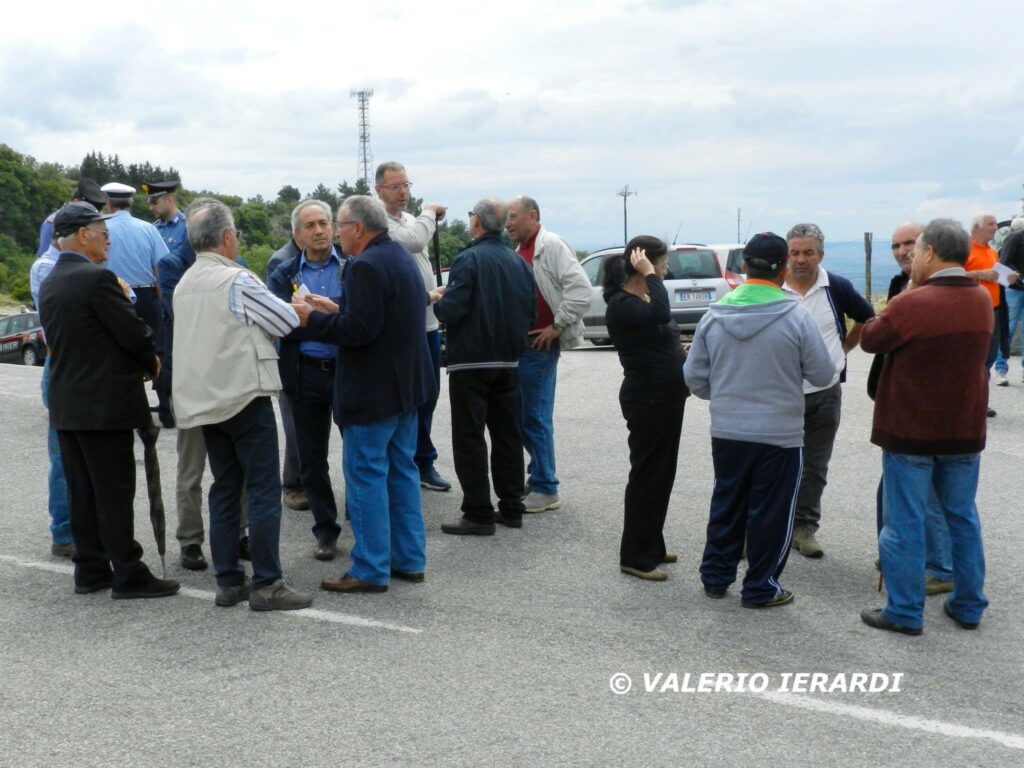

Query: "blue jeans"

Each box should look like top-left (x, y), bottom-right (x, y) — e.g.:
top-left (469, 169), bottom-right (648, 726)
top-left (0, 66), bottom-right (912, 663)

top-left (880, 451), bottom-right (988, 630)
top-left (342, 410), bottom-right (426, 586)
top-left (875, 475), bottom-right (952, 581)
top-left (517, 347), bottom-right (560, 494)
top-left (995, 288), bottom-right (1024, 374)
top-left (414, 329), bottom-right (442, 470)
top-left (40, 357), bottom-right (72, 546)
top-left (201, 397), bottom-right (284, 589)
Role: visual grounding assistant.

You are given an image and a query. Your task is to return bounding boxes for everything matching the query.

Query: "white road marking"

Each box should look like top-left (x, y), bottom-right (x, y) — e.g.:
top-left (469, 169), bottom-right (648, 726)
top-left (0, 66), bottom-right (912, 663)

top-left (0, 554), bottom-right (422, 635)
top-left (756, 691), bottom-right (1024, 751)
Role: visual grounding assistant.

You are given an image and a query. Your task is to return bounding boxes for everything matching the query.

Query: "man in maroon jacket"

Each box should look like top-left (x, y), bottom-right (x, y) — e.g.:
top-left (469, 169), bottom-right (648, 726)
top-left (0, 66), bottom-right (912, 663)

top-left (859, 218), bottom-right (991, 636)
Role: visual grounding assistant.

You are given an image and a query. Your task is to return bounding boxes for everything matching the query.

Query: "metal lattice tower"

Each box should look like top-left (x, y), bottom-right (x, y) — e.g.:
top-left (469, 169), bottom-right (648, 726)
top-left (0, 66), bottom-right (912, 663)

top-left (350, 89), bottom-right (374, 185)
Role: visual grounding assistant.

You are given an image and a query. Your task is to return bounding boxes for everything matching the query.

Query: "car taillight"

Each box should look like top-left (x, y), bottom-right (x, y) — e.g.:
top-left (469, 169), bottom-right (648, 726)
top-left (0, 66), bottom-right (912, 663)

top-left (724, 272), bottom-right (743, 289)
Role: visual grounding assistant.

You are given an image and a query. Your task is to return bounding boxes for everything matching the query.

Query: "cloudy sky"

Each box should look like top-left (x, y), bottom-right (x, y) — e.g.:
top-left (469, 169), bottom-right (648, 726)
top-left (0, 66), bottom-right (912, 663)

top-left (2, 0), bottom-right (1022, 250)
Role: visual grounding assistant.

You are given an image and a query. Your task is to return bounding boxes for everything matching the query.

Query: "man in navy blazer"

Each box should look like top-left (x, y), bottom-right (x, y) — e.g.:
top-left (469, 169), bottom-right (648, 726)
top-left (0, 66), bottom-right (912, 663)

top-left (39, 202), bottom-right (179, 599)
top-left (292, 195), bottom-right (436, 593)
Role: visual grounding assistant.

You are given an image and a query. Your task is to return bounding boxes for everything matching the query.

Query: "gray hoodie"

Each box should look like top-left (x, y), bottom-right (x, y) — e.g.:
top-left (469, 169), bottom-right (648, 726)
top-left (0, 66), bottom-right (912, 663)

top-left (683, 296), bottom-right (836, 448)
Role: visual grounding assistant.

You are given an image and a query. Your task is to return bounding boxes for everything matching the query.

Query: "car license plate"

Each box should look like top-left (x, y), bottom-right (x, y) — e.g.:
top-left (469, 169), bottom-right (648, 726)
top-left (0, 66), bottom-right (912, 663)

top-left (676, 289), bottom-right (713, 302)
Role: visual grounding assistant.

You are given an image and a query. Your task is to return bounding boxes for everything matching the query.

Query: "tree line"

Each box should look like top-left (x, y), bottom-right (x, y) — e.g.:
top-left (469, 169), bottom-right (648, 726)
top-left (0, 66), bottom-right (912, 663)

top-left (0, 144), bottom-right (475, 304)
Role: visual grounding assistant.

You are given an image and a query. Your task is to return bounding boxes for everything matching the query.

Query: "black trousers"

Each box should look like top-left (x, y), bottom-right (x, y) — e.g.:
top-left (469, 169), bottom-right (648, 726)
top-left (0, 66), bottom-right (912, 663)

top-left (449, 368), bottom-right (525, 523)
top-left (619, 397), bottom-right (685, 571)
top-left (289, 361), bottom-right (342, 542)
top-left (57, 429), bottom-right (150, 590)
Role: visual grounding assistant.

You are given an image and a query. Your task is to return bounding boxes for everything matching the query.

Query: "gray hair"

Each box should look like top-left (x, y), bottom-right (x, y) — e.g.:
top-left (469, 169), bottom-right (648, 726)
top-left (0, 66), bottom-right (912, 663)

top-left (970, 212), bottom-right (996, 230)
top-left (511, 195), bottom-right (540, 220)
top-left (786, 223), bottom-right (825, 252)
top-left (186, 198), bottom-right (235, 252)
top-left (340, 195), bottom-right (388, 233)
top-left (472, 197), bottom-right (508, 234)
top-left (374, 161), bottom-right (406, 185)
top-left (291, 199), bottom-right (332, 232)
top-left (1010, 216), bottom-right (1024, 233)
top-left (921, 218), bottom-right (970, 265)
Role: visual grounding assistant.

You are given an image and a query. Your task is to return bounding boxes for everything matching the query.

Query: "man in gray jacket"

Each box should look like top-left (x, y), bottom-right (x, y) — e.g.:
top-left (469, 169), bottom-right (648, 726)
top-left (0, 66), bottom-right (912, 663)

top-left (684, 233), bottom-right (835, 608)
top-left (506, 196), bottom-right (591, 513)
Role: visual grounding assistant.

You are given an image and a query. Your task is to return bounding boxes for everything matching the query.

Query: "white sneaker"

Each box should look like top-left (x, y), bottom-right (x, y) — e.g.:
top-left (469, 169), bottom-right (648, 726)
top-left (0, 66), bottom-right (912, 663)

top-left (523, 491), bottom-right (561, 513)
top-left (994, 371), bottom-right (1009, 386)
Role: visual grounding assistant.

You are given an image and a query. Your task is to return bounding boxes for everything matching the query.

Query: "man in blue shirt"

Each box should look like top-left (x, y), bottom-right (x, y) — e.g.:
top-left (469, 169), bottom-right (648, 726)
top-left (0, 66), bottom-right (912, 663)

top-left (269, 200), bottom-right (347, 561)
top-left (102, 182), bottom-right (171, 425)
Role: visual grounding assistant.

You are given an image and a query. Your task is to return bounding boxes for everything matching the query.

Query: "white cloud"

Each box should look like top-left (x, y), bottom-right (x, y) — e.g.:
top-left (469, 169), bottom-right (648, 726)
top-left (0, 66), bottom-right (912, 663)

top-left (1, 0), bottom-right (1022, 247)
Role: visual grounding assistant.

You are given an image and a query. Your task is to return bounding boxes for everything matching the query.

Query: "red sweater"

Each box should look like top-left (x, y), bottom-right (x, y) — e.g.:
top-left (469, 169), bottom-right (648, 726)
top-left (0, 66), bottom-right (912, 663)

top-left (860, 276), bottom-right (992, 455)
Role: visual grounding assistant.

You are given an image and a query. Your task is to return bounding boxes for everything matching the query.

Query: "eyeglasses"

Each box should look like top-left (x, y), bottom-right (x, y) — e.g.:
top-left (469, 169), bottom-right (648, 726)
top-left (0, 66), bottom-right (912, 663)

top-left (379, 182), bottom-right (412, 192)
top-left (467, 211), bottom-right (477, 218)
top-left (890, 239), bottom-right (916, 251)
top-left (335, 220), bottom-right (358, 229)
top-left (85, 225), bottom-right (109, 237)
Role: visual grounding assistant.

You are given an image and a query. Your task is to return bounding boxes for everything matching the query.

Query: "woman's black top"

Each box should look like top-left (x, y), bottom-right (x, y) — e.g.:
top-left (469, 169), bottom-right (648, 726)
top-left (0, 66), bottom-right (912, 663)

top-left (605, 274), bottom-right (688, 403)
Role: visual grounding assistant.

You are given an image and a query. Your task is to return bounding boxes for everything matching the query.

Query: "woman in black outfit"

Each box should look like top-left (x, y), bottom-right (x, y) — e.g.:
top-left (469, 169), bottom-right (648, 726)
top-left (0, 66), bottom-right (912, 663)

top-left (603, 235), bottom-right (688, 581)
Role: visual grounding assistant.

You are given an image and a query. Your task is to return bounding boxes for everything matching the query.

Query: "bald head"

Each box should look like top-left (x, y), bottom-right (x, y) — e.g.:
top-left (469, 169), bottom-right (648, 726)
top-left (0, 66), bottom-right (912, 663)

top-left (891, 221), bottom-right (924, 275)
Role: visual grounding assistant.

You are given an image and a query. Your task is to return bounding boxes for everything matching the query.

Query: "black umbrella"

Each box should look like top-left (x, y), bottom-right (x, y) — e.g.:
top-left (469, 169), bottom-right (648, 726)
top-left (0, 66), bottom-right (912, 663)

top-left (137, 418), bottom-right (166, 577)
top-left (432, 225), bottom-right (443, 287)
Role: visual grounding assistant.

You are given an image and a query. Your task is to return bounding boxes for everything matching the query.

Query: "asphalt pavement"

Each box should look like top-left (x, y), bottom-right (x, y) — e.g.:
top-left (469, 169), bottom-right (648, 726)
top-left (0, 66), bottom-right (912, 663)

top-left (1, 347), bottom-right (1023, 768)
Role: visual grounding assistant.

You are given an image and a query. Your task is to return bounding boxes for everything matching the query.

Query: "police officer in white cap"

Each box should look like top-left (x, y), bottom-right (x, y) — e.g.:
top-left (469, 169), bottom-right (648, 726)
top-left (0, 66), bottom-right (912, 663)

top-left (101, 182), bottom-right (170, 420)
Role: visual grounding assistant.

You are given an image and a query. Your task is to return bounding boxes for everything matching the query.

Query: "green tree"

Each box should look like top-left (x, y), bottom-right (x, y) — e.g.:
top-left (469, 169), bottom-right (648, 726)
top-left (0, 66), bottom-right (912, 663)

top-left (277, 185), bottom-right (301, 204)
top-left (308, 183), bottom-right (340, 211)
top-left (0, 145), bottom-right (68, 252)
top-left (337, 178), bottom-right (371, 202)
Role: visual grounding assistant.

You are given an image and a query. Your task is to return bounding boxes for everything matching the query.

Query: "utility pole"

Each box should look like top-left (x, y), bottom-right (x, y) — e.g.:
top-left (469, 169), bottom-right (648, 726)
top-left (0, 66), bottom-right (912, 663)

top-left (737, 207), bottom-right (741, 242)
top-left (350, 89), bottom-right (374, 186)
top-left (617, 185), bottom-right (635, 245)
top-left (864, 232), bottom-right (873, 303)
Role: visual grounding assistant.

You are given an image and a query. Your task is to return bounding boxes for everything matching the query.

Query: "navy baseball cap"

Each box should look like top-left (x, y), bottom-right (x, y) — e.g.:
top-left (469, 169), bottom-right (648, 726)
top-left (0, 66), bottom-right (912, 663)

top-left (53, 202), bottom-right (114, 238)
top-left (743, 232), bottom-right (788, 271)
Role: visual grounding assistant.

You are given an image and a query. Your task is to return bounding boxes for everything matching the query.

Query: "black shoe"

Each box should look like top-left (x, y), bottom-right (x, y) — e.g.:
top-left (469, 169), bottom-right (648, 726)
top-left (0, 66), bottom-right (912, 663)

top-left (441, 517), bottom-right (496, 536)
top-left (859, 608), bottom-right (922, 635)
top-left (180, 544), bottom-right (208, 571)
top-left (943, 600), bottom-right (979, 630)
top-left (703, 584), bottom-right (727, 599)
top-left (314, 538), bottom-right (339, 561)
top-left (74, 580), bottom-right (112, 594)
top-left (742, 589), bottom-right (795, 609)
top-left (390, 569), bottom-right (425, 583)
top-left (495, 514), bottom-right (523, 529)
top-left (112, 577), bottom-right (181, 600)
top-left (238, 535), bottom-right (251, 562)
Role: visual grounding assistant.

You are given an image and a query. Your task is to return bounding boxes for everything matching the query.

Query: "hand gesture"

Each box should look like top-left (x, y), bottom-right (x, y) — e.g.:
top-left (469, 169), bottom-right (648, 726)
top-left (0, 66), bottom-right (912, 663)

top-left (631, 247), bottom-right (655, 277)
top-left (304, 294), bottom-right (339, 314)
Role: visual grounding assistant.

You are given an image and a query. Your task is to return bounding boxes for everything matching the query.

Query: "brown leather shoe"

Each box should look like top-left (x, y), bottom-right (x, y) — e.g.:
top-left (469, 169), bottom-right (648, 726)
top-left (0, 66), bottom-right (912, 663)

top-left (320, 573), bottom-right (388, 594)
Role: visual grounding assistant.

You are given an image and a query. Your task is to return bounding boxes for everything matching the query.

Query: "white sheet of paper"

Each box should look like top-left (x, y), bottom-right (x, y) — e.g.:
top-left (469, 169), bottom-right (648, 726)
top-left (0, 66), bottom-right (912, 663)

top-left (296, 283), bottom-right (310, 299)
top-left (993, 262), bottom-right (1015, 287)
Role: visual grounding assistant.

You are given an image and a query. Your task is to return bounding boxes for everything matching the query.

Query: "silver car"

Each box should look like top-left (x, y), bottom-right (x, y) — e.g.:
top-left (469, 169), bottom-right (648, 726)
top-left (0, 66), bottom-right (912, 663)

top-left (579, 244), bottom-right (734, 345)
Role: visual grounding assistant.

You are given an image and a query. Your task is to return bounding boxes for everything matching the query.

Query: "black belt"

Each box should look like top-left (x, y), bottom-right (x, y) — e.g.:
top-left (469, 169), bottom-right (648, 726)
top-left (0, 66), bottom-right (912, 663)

top-left (300, 355), bottom-right (335, 371)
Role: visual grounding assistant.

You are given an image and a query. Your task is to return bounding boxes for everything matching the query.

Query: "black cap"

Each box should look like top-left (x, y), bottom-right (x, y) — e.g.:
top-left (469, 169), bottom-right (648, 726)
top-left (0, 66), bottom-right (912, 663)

top-left (53, 202), bottom-right (114, 238)
top-left (142, 180), bottom-right (180, 203)
top-left (743, 232), bottom-right (788, 271)
top-left (74, 178), bottom-right (107, 208)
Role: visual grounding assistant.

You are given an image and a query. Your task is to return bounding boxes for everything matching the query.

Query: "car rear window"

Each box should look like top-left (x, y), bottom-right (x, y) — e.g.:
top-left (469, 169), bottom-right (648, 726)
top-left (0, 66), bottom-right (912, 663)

top-left (665, 249), bottom-right (721, 280)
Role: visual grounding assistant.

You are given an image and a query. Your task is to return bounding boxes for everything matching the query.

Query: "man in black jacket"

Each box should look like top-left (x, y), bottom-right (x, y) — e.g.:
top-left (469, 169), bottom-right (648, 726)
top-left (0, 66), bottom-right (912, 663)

top-left (38, 202), bottom-right (179, 599)
top-left (435, 198), bottom-right (537, 535)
